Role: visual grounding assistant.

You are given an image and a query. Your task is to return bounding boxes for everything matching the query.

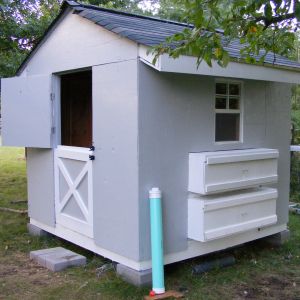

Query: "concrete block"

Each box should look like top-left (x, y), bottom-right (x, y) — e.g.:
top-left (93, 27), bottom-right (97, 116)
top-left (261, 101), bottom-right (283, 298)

top-left (30, 247), bottom-right (86, 272)
top-left (27, 223), bottom-right (50, 237)
top-left (264, 229), bottom-right (290, 247)
top-left (116, 264), bottom-right (152, 287)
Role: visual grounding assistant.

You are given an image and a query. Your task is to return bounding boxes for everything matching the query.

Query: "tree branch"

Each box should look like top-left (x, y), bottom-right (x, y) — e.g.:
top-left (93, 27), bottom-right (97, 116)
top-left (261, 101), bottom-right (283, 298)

top-left (254, 12), bottom-right (296, 27)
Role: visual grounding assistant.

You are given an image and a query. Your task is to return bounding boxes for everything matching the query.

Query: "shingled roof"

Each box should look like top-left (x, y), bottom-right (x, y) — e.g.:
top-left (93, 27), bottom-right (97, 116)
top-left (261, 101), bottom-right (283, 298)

top-left (70, 1), bottom-right (300, 70)
top-left (17, 0), bottom-right (300, 74)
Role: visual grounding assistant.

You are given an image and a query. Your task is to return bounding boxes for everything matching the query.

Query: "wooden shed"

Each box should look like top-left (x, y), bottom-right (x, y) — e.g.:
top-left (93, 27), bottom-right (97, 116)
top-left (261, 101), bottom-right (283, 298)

top-left (1, 0), bottom-right (300, 285)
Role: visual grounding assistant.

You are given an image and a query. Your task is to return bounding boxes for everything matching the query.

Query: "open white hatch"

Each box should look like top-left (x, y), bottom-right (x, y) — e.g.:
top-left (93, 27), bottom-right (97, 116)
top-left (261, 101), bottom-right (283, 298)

top-left (189, 148), bottom-right (279, 195)
top-left (188, 187), bottom-right (278, 242)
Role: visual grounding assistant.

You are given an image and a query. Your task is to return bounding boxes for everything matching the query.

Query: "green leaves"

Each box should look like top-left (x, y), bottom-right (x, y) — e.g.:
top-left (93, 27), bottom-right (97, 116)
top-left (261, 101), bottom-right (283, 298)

top-left (264, 3), bottom-right (273, 21)
top-left (0, 0), bottom-right (62, 77)
top-left (152, 0), bottom-right (299, 69)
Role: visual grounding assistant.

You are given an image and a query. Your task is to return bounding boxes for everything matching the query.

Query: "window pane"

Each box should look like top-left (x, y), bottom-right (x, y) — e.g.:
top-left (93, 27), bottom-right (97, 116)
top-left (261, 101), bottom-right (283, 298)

top-left (229, 84), bottom-right (240, 95)
top-left (215, 113), bottom-right (240, 142)
top-left (216, 83), bottom-right (227, 95)
top-left (229, 97), bottom-right (239, 109)
top-left (215, 97), bottom-right (227, 109)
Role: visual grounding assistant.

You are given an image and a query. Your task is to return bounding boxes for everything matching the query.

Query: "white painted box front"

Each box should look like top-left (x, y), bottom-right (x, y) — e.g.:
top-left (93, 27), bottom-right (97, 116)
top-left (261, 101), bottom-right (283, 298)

top-left (188, 148), bottom-right (279, 195)
top-left (188, 187), bottom-right (278, 242)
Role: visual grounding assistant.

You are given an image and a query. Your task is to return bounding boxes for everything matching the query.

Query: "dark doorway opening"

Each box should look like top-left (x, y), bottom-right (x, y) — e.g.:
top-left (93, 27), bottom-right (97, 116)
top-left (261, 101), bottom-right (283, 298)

top-left (60, 70), bottom-right (92, 148)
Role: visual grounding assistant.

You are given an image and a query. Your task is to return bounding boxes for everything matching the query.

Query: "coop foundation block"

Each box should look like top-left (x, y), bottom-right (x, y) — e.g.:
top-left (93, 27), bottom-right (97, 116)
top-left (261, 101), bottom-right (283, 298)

top-left (30, 247), bottom-right (86, 272)
top-left (116, 264), bottom-right (152, 287)
top-left (264, 229), bottom-right (290, 246)
top-left (27, 223), bottom-right (50, 237)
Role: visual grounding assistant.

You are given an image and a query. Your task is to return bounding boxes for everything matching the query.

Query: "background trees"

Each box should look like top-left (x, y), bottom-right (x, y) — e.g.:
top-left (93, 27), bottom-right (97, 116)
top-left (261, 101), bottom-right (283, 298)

top-left (153, 0), bottom-right (300, 67)
top-left (0, 0), bottom-right (62, 76)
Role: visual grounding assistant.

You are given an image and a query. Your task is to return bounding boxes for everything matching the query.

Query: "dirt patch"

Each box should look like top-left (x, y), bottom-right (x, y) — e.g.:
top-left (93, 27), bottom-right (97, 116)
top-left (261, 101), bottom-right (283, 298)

top-left (234, 273), bottom-right (300, 300)
top-left (0, 251), bottom-right (72, 299)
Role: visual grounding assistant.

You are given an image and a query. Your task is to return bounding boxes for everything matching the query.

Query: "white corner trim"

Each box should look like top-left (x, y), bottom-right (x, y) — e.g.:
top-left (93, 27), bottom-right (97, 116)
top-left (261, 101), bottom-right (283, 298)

top-left (30, 218), bottom-right (286, 271)
top-left (138, 46), bottom-right (300, 84)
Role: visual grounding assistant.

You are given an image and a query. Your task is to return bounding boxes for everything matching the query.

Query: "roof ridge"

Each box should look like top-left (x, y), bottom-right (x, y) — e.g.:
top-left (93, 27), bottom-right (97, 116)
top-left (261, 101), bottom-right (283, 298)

top-left (70, 0), bottom-right (193, 28)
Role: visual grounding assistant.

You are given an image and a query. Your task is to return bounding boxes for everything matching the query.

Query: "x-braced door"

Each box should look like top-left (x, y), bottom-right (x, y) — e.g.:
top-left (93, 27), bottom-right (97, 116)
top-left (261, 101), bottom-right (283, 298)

top-left (55, 146), bottom-right (94, 237)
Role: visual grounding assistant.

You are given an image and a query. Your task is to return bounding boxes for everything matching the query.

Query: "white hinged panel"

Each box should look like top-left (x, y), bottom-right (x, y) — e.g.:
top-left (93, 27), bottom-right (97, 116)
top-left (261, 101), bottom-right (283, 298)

top-left (188, 187), bottom-right (278, 242)
top-left (188, 148), bottom-right (278, 195)
top-left (1, 75), bottom-right (53, 147)
top-left (55, 146), bottom-right (94, 238)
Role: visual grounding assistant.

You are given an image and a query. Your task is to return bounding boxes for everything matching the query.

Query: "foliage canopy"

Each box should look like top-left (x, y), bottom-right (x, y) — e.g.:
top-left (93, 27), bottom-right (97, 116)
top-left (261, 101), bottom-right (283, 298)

top-left (153, 0), bottom-right (300, 67)
top-left (0, 0), bottom-right (62, 76)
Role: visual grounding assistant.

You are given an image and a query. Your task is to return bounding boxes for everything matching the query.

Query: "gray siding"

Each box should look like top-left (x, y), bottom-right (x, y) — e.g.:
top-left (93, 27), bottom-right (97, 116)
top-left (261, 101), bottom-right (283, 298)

top-left (21, 12), bottom-right (137, 76)
top-left (21, 9), bottom-right (139, 259)
top-left (1, 75), bottom-right (52, 148)
top-left (19, 8), bottom-right (291, 264)
top-left (92, 59), bottom-right (140, 260)
top-left (27, 148), bottom-right (55, 226)
top-left (138, 62), bottom-right (291, 261)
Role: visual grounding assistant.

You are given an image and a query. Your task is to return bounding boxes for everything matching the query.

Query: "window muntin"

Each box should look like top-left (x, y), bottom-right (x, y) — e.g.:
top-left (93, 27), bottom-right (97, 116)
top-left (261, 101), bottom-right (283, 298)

top-left (215, 97), bottom-right (227, 109)
top-left (215, 82), bottom-right (241, 142)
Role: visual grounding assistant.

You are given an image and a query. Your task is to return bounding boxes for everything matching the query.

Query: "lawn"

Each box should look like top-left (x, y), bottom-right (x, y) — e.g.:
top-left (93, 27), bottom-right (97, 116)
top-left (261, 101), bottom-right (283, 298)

top-left (1, 147), bottom-right (300, 299)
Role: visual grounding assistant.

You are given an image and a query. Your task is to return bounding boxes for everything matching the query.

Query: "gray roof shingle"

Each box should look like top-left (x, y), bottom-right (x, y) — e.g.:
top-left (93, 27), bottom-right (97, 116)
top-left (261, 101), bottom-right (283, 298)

top-left (16, 0), bottom-right (300, 74)
top-left (69, 1), bottom-right (300, 69)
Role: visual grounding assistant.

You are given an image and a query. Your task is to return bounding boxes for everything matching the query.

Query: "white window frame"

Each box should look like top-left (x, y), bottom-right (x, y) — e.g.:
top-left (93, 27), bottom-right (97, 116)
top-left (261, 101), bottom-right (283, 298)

top-left (214, 79), bottom-right (244, 144)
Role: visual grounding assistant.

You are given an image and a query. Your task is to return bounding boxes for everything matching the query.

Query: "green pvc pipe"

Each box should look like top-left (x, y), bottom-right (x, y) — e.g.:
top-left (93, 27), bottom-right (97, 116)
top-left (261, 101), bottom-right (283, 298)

top-left (149, 187), bottom-right (165, 294)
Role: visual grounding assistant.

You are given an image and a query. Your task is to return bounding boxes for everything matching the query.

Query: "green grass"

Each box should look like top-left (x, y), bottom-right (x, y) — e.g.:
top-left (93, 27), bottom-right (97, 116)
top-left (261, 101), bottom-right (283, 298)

top-left (1, 147), bottom-right (300, 299)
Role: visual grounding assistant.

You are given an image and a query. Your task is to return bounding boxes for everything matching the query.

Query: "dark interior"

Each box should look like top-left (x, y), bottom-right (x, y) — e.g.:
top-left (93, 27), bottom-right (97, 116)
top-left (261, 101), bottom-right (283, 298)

top-left (215, 113), bottom-right (240, 142)
top-left (60, 70), bottom-right (92, 148)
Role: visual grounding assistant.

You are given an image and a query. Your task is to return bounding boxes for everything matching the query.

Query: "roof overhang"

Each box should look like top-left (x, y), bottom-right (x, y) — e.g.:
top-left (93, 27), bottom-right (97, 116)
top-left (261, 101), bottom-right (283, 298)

top-left (139, 45), bottom-right (300, 84)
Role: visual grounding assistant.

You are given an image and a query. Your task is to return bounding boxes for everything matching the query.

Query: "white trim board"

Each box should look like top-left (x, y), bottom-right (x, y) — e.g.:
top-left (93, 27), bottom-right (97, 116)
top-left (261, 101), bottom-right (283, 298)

top-left (291, 145), bottom-right (300, 152)
top-left (139, 45), bottom-right (300, 84)
top-left (30, 218), bottom-right (286, 271)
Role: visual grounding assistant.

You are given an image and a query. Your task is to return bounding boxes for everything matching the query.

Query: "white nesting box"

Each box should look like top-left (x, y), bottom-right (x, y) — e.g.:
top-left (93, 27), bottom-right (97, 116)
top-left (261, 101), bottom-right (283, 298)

top-left (188, 187), bottom-right (278, 242)
top-left (188, 148), bottom-right (279, 195)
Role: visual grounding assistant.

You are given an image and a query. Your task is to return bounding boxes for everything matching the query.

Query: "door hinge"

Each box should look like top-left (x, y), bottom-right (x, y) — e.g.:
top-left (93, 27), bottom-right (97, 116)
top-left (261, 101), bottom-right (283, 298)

top-left (51, 127), bottom-right (56, 134)
top-left (50, 93), bottom-right (55, 101)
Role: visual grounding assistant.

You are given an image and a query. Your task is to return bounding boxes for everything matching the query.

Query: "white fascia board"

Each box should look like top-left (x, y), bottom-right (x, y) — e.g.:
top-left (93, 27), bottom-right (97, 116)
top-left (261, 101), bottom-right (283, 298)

top-left (139, 45), bottom-right (300, 84)
top-left (138, 45), bottom-right (161, 71)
